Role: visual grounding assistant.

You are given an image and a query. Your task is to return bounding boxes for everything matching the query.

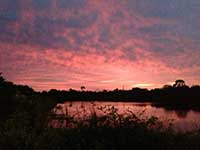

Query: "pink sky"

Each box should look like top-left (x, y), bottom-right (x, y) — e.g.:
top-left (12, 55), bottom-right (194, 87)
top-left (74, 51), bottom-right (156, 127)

top-left (0, 0), bottom-right (199, 91)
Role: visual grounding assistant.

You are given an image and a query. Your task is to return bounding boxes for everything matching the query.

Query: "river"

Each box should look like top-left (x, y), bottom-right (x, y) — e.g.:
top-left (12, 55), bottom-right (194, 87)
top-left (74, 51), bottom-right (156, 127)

top-left (52, 101), bottom-right (200, 132)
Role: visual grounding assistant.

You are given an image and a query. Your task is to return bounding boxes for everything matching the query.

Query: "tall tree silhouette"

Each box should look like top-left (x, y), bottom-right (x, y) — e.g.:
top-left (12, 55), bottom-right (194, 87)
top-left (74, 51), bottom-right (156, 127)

top-left (80, 86), bottom-right (86, 91)
top-left (173, 80), bottom-right (186, 88)
top-left (0, 72), bottom-right (5, 83)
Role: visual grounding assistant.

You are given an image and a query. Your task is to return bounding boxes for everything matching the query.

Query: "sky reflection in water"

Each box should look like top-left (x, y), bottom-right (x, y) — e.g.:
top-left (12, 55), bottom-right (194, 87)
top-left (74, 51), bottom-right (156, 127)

top-left (53, 101), bottom-right (200, 132)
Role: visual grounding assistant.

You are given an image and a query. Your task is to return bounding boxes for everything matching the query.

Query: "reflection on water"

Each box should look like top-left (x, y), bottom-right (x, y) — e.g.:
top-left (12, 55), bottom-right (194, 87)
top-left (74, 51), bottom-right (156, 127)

top-left (52, 101), bottom-right (200, 132)
top-left (175, 110), bottom-right (188, 118)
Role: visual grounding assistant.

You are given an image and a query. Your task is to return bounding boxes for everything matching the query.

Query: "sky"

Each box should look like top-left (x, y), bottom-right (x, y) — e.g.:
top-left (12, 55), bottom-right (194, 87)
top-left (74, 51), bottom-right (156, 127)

top-left (0, 0), bottom-right (200, 91)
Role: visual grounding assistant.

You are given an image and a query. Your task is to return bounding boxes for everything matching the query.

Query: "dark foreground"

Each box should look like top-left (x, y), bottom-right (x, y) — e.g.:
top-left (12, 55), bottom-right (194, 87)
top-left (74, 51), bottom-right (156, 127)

top-left (1, 110), bottom-right (200, 150)
top-left (1, 75), bottom-right (200, 150)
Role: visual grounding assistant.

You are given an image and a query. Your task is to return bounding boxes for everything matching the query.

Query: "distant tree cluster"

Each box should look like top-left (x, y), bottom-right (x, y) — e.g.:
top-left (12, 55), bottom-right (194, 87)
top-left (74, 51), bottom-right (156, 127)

top-left (43, 79), bottom-right (200, 105)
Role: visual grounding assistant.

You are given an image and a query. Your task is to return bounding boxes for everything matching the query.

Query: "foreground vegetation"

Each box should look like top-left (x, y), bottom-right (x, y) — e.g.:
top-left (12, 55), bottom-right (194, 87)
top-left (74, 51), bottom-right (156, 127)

top-left (1, 74), bottom-right (200, 150)
top-left (1, 103), bottom-right (200, 150)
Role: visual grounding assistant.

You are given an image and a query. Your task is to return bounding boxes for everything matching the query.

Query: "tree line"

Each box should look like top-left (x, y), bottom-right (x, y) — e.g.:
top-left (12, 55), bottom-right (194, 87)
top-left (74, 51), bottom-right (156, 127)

top-left (1, 73), bottom-right (200, 119)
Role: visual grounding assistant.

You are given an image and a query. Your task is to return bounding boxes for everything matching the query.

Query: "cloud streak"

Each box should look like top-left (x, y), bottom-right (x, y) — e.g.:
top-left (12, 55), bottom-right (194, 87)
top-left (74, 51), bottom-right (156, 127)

top-left (0, 0), bottom-right (199, 91)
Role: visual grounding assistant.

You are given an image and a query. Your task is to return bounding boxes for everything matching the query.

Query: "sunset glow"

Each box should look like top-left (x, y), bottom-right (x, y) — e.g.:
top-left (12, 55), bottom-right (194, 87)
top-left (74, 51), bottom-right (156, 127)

top-left (0, 0), bottom-right (200, 91)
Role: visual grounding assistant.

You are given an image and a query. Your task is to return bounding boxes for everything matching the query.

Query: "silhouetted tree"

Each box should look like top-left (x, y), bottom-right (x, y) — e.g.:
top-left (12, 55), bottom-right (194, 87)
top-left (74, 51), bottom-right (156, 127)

top-left (80, 86), bottom-right (86, 91)
top-left (0, 72), bottom-right (5, 83)
top-left (173, 80), bottom-right (186, 88)
top-left (162, 84), bottom-right (173, 89)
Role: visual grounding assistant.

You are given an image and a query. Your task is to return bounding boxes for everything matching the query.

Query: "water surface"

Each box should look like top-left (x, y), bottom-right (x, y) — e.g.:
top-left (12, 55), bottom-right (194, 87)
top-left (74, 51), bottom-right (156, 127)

top-left (53, 101), bottom-right (200, 132)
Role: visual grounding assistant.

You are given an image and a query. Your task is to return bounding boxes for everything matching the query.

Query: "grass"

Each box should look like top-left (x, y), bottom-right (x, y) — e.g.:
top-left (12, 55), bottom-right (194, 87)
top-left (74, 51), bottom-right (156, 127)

top-left (1, 103), bottom-right (200, 150)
